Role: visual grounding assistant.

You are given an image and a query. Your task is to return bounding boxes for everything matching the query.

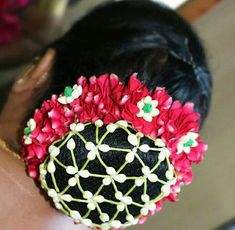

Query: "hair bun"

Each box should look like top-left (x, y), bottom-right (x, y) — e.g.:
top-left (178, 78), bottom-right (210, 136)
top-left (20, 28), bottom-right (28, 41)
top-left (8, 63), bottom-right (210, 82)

top-left (40, 121), bottom-right (175, 228)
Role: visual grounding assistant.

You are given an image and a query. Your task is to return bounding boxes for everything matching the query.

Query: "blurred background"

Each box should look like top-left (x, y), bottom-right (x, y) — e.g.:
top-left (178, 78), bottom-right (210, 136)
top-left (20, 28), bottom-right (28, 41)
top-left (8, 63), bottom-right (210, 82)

top-left (0, 0), bottom-right (234, 229)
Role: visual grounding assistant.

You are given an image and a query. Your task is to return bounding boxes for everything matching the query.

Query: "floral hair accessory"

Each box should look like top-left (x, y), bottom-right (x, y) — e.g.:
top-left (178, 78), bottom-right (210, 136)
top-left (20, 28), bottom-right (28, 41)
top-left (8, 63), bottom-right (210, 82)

top-left (22, 73), bottom-right (207, 229)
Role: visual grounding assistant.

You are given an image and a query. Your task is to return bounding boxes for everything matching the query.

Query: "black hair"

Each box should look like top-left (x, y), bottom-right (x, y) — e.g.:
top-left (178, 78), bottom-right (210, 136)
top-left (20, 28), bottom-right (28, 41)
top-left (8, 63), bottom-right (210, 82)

top-left (43, 0), bottom-right (212, 226)
top-left (49, 0), bottom-right (212, 124)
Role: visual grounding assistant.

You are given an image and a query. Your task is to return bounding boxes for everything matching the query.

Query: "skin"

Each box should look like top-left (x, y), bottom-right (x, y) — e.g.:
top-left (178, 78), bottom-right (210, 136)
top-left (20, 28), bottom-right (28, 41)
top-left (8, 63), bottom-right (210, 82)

top-left (0, 49), bottom-right (88, 230)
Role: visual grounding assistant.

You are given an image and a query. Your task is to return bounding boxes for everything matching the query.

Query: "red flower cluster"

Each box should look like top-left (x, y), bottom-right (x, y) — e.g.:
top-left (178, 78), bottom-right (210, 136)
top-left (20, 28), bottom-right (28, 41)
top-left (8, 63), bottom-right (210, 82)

top-left (22, 73), bottom-right (207, 220)
top-left (0, 0), bottom-right (30, 45)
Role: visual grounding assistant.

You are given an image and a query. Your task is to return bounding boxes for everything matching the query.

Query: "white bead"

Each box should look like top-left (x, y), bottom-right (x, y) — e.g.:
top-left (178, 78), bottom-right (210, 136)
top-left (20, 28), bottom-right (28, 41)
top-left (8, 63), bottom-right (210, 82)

top-left (82, 219), bottom-right (92, 227)
top-left (166, 170), bottom-right (174, 180)
top-left (67, 138), bottom-right (76, 150)
top-left (161, 184), bottom-right (170, 196)
top-left (116, 120), bottom-right (128, 127)
top-left (55, 202), bottom-right (63, 210)
top-left (114, 174), bottom-right (126, 183)
top-left (66, 166), bottom-right (77, 175)
top-left (95, 119), bottom-right (103, 127)
top-left (111, 220), bottom-right (122, 228)
top-left (107, 123), bottom-right (117, 133)
top-left (140, 207), bottom-right (149, 216)
top-left (106, 167), bottom-right (116, 176)
top-left (78, 170), bottom-right (90, 178)
top-left (87, 202), bottom-right (96, 210)
top-left (61, 194), bottom-right (72, 202)
top-left (83, 191), bottom-right (93, 199)
top-left (103, 177), bottom-right (112, 186)
top-left (154, 138), bottom-right (165, 147)
top-left (135, 178), bottom-right (144, 187)
top-left (117, 203), bottom-right (125, 212)
top-left (100, 213), bottom-right (110, 222)
top-left (139, 144), bottom-right (150, 152)
top-left (141, 194), bottom-right (150, 203)
top-left (48, 189), bottom-right (57, 198)
top-left (126, 215), bottom-right (135, 223)
top-left (122, 196), bottom-right (132, 205)
top-left (85, 142), bottom-right (96, 151)
top-left (158, 150), bottom-right (166, 161)
top-left (70, 210), bottom-right (81, 220)
top-left (68, 177), bottom-right (77, 187)
top-left (94, 195), bottom-right (104, 203)
top-left (98, 144), bottom-right (110, 152)
top-left (48, 145), bottom-right (60, 157)
top-left (75, 123), bottom-right (85, 132)
top-left (126, 151), bottom-right (135, 163)
top-left (47, 161), bottom-right (56, 173)
top-left (87, 150), bottom-right (97, 161)
top-left (148, 173), bottom-right (158, 183)
top-left (128, 134), bottom-right (138, 146)
top-left (115, 191), bottom-right (123, 200)
top-left (149, 203), bottom-right (156, 211)
top-left (142, 166), bottom-right (150, 176)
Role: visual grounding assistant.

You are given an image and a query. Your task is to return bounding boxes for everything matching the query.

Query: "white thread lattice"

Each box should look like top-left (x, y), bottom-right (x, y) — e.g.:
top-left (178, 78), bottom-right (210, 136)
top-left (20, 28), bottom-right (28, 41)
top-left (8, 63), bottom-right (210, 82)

top-left (40, 120), bottom-right (176, 229)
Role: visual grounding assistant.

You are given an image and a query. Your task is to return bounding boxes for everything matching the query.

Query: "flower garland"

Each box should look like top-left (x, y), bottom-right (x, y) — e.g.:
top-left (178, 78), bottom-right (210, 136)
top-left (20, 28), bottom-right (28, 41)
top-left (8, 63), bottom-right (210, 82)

top-left (22, 73), bottom-right (207, 228)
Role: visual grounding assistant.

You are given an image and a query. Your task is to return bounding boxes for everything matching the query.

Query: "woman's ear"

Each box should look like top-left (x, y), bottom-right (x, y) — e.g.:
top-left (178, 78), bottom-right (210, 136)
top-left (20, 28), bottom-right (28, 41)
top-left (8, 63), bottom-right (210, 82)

top-left (0, 48), bottom-right (56, 150)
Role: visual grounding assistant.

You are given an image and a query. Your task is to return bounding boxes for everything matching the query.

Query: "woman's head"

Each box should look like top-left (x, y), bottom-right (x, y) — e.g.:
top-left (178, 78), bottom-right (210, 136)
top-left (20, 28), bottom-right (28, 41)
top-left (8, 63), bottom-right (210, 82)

top-left (48, 0), bottom-right (211, 124)
top-left (21, 0), bottom-right (211, 229)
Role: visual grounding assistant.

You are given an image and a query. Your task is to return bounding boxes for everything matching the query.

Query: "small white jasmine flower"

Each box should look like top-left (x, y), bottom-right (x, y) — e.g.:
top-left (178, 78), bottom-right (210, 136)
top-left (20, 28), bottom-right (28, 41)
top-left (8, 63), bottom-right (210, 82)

top-left (70, 123), bottom-right (85, 132)
top-left (177, 132), bottom-right (199, 154)
top-left (24, 135), bottom-right (32, 145)
top-left (58, 84), bottom-right (82, 104)
top-left (142, 166), bottom-right (158, 183)
top-left (115, 192), bottom-right (133, 205)
top-left (85, 142), bottom-right (98, 160)
top-left (83, 191), bottom-right (104, 211)
top-left (137, 96), bottom-right (159, 122)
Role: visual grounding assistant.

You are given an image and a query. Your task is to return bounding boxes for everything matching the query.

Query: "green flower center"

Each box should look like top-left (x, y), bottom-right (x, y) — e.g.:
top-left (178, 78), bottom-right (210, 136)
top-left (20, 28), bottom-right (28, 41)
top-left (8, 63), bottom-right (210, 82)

top-left (183, 139), bottom-right (194, 147)
top-left (24, 127), bottom-right (31, 135)
top-left (64, 86), bottom-right (73, 97)
top-left (142, 103), bottom-right (153, 113)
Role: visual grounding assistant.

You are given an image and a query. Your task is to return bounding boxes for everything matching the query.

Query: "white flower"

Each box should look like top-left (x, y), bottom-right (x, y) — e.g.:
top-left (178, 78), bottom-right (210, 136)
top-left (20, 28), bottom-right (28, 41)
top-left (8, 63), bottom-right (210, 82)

top-left (23, 135), bottom-right (32, 145)
top-left (48, 189), bottom-right (72, 210)
top-left (70, 123), bottom-right (85, 132)
top-left (27, 118), bottom-right (36, 131)
top-left (136, 96), bottom-right (159, 122)
top-left (85, 142), bottom-right (99, 160)
top-left (142, 166), bottom-right (158, 183)
top-left (115, 191), bottom-right (133, 205)
top-left (177, 132), bottom-right (199, 154)
top-left (140, 201), bottom-right (156, 216)
top-left (83, 191), bottom-right (104, 211)
top-left (58, 84), bottom-right (82, 104)
top-left (102, 167), bottom-right (126, 185)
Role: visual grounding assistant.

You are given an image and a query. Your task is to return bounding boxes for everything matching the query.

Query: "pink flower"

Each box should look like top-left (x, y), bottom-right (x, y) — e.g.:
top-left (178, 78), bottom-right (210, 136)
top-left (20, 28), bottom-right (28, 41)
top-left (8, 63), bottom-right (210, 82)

top-left (22, 95), bottom-right (74, 179)
top-left (72, 74), bottom-right (125, 124)
top-left (0, 0), bottom-right (31, 45)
